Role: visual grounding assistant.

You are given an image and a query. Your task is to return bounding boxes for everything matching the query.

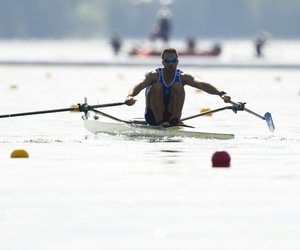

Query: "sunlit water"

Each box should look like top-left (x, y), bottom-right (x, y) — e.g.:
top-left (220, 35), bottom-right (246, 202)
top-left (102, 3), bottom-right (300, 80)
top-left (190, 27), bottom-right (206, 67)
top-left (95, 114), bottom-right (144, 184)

top-left (0, 39), bottom-right (300, 250)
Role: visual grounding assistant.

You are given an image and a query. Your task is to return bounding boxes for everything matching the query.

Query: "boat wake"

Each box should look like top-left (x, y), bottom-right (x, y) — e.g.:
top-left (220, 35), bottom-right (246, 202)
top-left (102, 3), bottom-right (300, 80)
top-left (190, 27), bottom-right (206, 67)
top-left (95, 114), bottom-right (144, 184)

top-left (0, 139), bottom-right (84, 144)
top-left (242, 135), bottom-right (300, 143)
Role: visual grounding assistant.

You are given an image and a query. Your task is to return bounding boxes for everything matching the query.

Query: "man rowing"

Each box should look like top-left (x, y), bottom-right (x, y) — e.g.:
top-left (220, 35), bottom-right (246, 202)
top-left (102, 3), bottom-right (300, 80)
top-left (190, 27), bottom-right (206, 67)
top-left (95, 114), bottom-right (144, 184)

top-left (125, 48), bottom-right (231, 126)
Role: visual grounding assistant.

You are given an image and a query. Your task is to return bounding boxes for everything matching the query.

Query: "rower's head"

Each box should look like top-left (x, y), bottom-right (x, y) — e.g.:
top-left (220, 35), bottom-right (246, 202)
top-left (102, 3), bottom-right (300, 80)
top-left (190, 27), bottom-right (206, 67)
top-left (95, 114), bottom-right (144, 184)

top-left (161, 48), bottom-right (178, 71)
top-left (161, 48), bottom-right (178, 59)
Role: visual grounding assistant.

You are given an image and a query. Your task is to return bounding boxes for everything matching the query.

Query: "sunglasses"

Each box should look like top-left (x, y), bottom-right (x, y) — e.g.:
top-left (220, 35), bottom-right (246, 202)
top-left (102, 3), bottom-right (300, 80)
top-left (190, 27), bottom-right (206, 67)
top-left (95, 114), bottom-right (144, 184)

top-left (163, 57), bottom-right (178, 63)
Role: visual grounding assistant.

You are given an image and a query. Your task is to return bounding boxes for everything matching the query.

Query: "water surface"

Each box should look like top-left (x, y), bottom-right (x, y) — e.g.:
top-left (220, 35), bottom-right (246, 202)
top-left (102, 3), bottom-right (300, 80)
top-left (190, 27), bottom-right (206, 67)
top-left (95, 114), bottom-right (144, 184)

top-left (0, 40), bottom-right (300, 250)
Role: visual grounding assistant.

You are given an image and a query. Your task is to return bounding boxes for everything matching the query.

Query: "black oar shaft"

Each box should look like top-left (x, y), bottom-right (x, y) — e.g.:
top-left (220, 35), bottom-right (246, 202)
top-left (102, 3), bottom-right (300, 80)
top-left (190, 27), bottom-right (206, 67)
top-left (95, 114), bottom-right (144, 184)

top-left (91, 108), bottom-right (129, 123)
top-left (91, 108), bottom-right (146, 125)
top-left (90, 102), bottom-right (125, 109)
top-left (0, 102), bottom-right (126, 119)
top-left (180, 106), bottom-right (232, 122)
top-left (0, 107), bottom-right (76, 118)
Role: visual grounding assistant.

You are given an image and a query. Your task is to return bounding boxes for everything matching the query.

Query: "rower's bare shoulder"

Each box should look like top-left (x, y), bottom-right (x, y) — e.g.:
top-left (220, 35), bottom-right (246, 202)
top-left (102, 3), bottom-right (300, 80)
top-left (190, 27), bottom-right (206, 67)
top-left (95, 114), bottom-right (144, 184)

top-left (180, 72), bottom-right (195, 84)
top-left (145, 70), bottom-right (159, 82)
top-left (145, 70), bottom-right (158, 78)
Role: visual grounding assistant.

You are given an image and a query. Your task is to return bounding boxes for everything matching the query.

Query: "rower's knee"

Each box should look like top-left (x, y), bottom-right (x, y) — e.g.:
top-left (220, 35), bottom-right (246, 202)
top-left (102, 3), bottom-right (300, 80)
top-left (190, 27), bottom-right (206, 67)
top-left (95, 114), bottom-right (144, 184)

top-left (171, 84), bottom-right (185, 97)
top-left (149, 83), bottom-right (163, 94)
top-left (146, 83), bottom-right (163, 101)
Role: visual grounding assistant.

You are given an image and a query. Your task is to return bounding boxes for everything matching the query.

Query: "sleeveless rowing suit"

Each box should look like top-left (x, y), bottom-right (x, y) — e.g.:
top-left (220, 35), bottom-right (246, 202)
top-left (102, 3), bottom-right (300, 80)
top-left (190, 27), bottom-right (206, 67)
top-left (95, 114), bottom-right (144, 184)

top-left (145, 67), bottom-right (182, 125)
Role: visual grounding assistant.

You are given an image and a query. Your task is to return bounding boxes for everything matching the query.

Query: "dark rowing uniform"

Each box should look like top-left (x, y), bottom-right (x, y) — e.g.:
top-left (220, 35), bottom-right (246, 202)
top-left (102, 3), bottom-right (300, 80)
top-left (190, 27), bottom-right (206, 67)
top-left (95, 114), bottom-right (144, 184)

top-left (145, 68), bottom-right (182, 125)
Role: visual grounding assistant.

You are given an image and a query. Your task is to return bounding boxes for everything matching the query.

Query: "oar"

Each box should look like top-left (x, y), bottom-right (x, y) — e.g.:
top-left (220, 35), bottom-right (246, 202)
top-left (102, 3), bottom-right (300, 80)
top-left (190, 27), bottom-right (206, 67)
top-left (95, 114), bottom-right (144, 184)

top-left (91, 102), bottom-right (125, 109)
top-left (180, 106), bottom-right (234, 122)
top-left (91, 108), bottom-right (195, 128)
top-left (0, 102), bottom-right (126, 119)
top-left (229, 101), bottom-right (275, 133)
top-left (180, 101), bottom-right (275, 133)
top-left (91, 108), bottom-right (147, 125)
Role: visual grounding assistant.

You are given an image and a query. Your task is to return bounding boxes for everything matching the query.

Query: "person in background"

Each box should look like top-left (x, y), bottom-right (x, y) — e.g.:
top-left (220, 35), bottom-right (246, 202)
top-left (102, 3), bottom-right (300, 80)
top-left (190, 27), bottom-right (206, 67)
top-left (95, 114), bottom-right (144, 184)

top-left (186, 34), bottom-right (197, 52)
top-left (212, 42), bottom-right (222, 55)
top-left (254, 31), bottom-right (269, 57)
top-left (110, 32), bottom-right (122, 55)
top-left (150, 7), bottom-right (172, 43)
top-left (125, 48), bottom-right (231, 126)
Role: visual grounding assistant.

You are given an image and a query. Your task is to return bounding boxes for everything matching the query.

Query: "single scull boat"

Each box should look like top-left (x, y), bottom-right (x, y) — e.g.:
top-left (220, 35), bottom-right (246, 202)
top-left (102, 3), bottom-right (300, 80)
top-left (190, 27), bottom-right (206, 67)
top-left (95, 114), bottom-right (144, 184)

top-left (83, 118), bottom-right (234, 140)
top-left (0, 99), bottom-right (274, 138)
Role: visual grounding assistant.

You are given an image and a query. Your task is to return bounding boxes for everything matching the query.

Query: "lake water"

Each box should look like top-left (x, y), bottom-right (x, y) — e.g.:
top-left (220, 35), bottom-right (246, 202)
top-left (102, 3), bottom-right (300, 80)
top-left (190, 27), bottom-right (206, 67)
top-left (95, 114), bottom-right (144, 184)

top-left (0, 39), bottom-right (300, 250)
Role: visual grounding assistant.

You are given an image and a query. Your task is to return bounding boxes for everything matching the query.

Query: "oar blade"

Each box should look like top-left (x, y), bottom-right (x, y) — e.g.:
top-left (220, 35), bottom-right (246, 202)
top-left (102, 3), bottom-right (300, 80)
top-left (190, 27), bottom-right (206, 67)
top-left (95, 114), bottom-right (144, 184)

top-left (264, 112), bottom-right (275, 133)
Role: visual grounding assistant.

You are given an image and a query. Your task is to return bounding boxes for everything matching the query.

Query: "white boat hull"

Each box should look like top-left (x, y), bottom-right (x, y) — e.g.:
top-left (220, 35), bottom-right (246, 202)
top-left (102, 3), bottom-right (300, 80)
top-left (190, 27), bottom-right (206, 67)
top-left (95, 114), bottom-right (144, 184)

top-left (84, 119), bottom-right (234, 140)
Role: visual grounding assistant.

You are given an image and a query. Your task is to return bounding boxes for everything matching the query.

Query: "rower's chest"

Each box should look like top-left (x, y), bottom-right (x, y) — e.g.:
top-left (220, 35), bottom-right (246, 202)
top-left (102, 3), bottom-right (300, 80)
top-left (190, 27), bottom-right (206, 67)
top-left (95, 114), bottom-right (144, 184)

top-left (163, 74), bottom-right (176, 85)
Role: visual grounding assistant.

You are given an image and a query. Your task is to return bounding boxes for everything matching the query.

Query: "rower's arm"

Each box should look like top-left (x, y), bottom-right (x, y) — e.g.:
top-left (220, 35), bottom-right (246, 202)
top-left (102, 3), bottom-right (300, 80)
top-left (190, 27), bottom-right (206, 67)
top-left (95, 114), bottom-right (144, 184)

top-left (184, 74), bottom-right (231, 102)
top-left (125, 71), bottom-right (156, 105)
top-left (196, 81), bottom-right (222, 95)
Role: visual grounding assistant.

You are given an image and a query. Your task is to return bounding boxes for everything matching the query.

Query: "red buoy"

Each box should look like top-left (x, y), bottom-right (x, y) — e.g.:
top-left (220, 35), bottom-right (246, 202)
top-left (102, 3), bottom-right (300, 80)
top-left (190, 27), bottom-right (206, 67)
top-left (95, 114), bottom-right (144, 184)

top-left (212, 150), bottom-right (231, 167)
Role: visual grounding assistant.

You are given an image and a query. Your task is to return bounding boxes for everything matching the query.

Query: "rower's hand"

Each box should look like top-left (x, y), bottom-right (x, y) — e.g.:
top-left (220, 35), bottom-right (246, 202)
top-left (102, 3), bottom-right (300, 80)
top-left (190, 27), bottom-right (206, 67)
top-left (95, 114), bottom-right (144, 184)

top-left (222, 95), bottom-right (231, 103)
top-left (125, 96), bottom-right (136, 106)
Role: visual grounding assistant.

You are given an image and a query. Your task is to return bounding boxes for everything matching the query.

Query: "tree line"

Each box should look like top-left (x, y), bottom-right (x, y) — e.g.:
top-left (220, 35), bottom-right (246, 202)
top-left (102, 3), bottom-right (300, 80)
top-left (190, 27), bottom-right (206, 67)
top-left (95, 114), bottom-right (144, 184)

top-left (0, 0), bottom-right (299, 39)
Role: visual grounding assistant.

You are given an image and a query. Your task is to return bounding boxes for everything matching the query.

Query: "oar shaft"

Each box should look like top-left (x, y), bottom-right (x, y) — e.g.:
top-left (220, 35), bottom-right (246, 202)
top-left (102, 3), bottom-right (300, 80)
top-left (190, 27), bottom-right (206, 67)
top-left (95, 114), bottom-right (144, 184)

top-left (243, 107), bottom-right (265, 120)
top-left (229, 101), bottom-right (265, 120)
top-left (91, 108), bottom-right (129, 123)
top-left (180, 106), bottom-right (232, 122)
top-left (0, 102), bottom-right (126, 119)
top-left (90, 102), bottom-right (125, 109)
top-left (91, 108), bottom-right (146, 125)
top-left (0, 107), bottom-right (76, 118)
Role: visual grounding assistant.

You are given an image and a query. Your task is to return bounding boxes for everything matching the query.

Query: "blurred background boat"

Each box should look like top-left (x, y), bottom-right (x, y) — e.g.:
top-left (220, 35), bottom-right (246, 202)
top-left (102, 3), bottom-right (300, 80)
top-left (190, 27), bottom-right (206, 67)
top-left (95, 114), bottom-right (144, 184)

top-left (128, 42), bottom-right (221, 57)
top-left (0, 39), bottom-right (299, 69)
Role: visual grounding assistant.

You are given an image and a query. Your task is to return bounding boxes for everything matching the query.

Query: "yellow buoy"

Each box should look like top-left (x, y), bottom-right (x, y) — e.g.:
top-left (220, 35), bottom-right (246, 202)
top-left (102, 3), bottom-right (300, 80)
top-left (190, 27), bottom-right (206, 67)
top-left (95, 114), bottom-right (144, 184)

top-left (10, 149), bottom-right (29, 158)
top-left (274, 75), bottom-right (282, 82)
top-left (70, 104), bottom-right (79, 112)
top-left (45, 72), bottom-right (52, 79)
top-left (10, 84), bottom-right (18, 89)
top-left (200, 108), bottom-right (213, 116)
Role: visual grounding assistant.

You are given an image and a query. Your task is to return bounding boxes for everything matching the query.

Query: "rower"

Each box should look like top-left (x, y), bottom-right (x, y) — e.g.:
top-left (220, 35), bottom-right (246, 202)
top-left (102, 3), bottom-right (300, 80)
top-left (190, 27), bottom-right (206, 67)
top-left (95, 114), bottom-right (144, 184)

top-left (125, 48), bottom-right (231, 126)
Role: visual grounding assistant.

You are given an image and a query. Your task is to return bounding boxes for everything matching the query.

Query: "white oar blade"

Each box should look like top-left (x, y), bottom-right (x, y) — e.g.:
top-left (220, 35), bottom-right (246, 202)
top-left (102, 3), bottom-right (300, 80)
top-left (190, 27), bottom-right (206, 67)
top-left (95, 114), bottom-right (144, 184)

top-left (264, 112), bottom-right (275, 133)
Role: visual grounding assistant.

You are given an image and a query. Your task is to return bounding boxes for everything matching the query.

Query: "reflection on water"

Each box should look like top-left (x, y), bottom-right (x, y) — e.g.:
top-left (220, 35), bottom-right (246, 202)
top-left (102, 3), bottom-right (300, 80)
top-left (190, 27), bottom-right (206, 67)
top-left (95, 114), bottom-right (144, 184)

top-left (148, 137), bottom-right (183, 143)
top-left (160, 149), bottom-right (183, 153)
top-left (160, 149), bottom-right (183, 165)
